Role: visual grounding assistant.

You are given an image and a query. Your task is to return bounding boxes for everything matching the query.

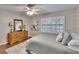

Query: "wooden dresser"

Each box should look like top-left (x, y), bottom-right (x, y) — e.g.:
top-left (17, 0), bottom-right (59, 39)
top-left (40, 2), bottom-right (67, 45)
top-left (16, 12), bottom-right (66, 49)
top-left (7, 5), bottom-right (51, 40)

top-left (8, 31), bottom-right (28, 45)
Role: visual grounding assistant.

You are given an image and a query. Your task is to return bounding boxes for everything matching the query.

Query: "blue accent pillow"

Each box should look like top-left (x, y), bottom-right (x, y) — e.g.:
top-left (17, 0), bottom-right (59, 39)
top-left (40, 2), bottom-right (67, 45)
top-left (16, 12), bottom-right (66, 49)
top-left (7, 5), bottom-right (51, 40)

top-left (62, 32), bottom-right (72, 45)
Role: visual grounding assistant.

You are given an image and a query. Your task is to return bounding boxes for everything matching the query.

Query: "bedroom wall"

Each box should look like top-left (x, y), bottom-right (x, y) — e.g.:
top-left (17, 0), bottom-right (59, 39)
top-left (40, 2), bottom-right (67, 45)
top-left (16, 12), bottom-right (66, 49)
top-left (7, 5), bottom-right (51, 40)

top-left (74, 6), bottom-right (79, 34)
top-left (0, 9), bottom-right (28, 45)
top-left (41, 8), bottom-right (76, 33)
top-left (0, 7), bottom-right (76, 44)
top-left (28, 8), bottom-right (77, 36)
top-left (0, 7), bottom-right (76, 45)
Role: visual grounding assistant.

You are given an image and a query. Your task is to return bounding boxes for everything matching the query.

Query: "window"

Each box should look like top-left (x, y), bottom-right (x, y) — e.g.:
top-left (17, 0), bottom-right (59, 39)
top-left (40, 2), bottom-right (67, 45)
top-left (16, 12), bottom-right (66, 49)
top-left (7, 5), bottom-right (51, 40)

top-left (41, 16), bottom-right (65, 33)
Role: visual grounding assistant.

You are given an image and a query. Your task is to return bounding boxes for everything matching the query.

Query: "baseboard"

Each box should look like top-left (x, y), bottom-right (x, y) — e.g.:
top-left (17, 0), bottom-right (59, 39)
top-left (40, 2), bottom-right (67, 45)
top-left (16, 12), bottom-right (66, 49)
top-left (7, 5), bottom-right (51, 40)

top-left (0, 42), bottom-right (8, 46)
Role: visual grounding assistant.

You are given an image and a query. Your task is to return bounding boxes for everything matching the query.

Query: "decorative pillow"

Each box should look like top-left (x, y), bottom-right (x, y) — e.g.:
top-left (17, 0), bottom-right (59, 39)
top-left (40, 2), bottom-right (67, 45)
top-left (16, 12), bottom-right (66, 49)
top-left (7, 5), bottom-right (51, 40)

top-left (56, 33), bottom-right (64, 42)
top-left (68, 39), bottom-right (79, 47)
top-left (62, 31), bottom-right (72, 45)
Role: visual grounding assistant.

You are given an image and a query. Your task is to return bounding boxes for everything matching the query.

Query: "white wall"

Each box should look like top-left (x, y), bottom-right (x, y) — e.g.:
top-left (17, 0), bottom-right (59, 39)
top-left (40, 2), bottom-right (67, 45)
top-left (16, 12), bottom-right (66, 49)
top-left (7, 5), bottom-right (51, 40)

top-left (0, 7), bottom-right (77, 45)
top-left (0, 9), bottom-right (28, 45)
top-left (75, 7), bottom-right (79, 34)
top-left (42, 9), bottom-right (76, 33)
top-left (28, 8), bottom-right (77, 36)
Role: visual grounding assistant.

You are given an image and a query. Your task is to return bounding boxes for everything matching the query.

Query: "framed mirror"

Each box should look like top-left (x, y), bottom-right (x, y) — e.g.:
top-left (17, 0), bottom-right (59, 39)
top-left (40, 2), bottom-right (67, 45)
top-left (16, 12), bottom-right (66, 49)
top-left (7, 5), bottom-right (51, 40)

top-left (14, 19), bottom-right (23, 31)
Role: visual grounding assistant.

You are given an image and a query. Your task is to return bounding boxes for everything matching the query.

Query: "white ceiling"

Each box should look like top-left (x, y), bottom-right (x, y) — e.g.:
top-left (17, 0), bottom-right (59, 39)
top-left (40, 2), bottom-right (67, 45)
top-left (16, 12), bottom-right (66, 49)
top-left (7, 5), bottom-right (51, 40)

top-left (0, 4), bottom-right (78, 15)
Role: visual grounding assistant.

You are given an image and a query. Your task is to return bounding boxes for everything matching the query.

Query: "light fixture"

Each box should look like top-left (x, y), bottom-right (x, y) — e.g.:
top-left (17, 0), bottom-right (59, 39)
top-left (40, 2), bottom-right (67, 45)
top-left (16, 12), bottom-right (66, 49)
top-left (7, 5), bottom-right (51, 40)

top-left (26, 11), bottom-right (34, 16)
top-left (26, 11), bottom-right (39, 16)
top-left (17, 4), bottom-right (41, 16)
top-left (25, 4), bottom-right (40, 16)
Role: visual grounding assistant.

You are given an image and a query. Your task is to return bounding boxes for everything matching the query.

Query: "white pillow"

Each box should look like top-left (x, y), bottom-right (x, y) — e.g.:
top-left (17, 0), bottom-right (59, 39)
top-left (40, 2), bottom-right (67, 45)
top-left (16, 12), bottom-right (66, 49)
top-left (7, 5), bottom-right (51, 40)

top-left (56, 33), bottom-right (63, 42)
top-left (68, 39), bottom-right (79, 47)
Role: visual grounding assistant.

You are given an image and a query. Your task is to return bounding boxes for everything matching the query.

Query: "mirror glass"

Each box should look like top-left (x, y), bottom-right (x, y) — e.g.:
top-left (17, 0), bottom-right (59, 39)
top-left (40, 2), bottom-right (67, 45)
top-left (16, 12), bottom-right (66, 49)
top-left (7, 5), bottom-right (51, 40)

top-left (14, 19), bottom-right (23, 31)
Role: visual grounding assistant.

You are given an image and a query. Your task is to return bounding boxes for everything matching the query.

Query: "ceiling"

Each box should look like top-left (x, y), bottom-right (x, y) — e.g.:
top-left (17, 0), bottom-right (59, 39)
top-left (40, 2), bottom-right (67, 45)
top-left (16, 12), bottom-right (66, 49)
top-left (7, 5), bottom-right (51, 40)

top-left (0, 4), bottom-right (78, 15)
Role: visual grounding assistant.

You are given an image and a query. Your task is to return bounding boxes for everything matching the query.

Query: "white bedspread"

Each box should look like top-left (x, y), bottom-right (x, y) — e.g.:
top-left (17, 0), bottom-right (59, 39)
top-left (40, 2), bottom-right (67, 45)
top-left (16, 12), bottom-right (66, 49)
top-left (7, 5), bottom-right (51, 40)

top-left (26, 33), bottom-right (79, 54)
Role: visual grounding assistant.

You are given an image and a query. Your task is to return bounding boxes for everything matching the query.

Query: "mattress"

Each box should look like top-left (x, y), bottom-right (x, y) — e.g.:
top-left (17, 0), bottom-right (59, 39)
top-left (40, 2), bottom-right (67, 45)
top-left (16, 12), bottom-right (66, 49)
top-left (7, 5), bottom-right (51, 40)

top-left (26, 33), bottom-right (79, 54)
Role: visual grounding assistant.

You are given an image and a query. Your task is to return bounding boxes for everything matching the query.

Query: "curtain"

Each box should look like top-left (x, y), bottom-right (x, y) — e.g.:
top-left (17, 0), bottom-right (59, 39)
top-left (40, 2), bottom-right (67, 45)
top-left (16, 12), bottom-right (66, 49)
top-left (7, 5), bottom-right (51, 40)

top-left (41, 16), bottom-right (65, 33)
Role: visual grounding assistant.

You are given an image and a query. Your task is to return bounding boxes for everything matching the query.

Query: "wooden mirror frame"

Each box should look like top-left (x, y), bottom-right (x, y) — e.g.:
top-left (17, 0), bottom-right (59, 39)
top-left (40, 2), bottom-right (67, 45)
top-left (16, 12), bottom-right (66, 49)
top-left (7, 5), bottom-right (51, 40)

top-left (14, 19), bottom-right (23, 32)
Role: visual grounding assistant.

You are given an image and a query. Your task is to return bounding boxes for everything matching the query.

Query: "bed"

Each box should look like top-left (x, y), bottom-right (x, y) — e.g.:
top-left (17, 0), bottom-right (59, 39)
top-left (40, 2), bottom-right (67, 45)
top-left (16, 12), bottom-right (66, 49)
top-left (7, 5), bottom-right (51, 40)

top-left (26, 33), bottom-right (79, 54)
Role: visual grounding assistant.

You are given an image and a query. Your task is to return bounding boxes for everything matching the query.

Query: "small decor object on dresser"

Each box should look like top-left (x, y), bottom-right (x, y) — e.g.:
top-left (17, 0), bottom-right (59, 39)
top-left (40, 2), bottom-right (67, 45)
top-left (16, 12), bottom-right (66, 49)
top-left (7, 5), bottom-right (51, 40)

top-left (8, 21), bottom-right (13, 32)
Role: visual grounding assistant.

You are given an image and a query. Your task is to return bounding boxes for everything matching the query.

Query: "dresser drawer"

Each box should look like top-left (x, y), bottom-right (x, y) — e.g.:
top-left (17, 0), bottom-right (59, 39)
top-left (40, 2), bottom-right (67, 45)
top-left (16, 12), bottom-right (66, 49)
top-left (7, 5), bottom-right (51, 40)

top-left (8, 31), bottom-right (28, 45)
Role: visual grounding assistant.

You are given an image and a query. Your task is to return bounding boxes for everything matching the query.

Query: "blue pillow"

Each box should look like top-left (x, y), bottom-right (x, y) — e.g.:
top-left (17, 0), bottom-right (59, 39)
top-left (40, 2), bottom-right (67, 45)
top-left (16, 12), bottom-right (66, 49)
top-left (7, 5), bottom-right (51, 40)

top-left (62, 32), bottom-right (72, 45)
